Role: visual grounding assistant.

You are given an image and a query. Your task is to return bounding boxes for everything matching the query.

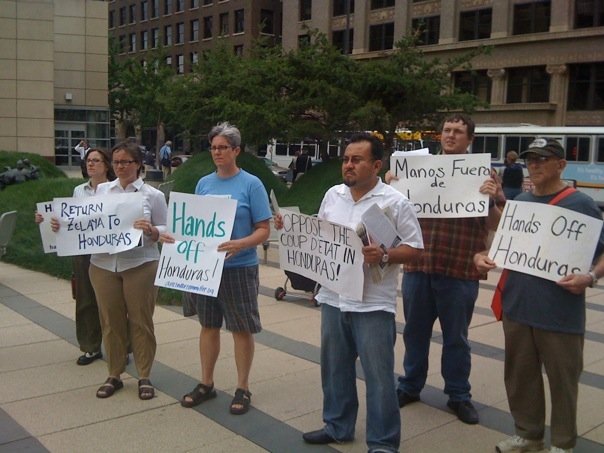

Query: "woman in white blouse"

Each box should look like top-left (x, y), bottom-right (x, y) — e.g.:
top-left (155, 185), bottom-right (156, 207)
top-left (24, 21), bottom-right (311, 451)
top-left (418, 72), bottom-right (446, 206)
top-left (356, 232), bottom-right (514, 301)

top-left (89, 141), bottom-right (167, 400)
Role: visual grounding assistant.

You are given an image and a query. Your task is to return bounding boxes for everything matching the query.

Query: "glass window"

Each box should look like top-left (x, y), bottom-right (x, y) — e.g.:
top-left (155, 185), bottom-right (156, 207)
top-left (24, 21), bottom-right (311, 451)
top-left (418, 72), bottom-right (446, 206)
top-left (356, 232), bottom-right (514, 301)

top-left (298, 34), bottom-right (310, 47)
top-left (119, 7), bottom-right (126, 26)
top-left (234, 9), bottom-right (244, 33)
top-left (203, 16), bottom-right (213, 39)
top-left (151, 0), bottom-right (159, 18)
top-left (191, 0), bottom-right (199, 8)
top-left (109, 10), bottom-right (115, 28)
top-left (191, 19), bottom-right (199, 41)
top-left (454, 70), bottom-right (492, 103)
top-left (129, 33), bottom-right (136, 52)
top-left (333, 0), bottom-right (354, 16)
top-left (300, 0), bottom-right (312, 21)
top-left (220, 12), bottom-right (229, 35)
top-left (369, 22), bottom-right (394, 51)
top-left (190, 51), bottom-right (198, 65)
top-left (459, 8), bottom-right (492, 41)
top-left (371, 0), bottom-right (394, 9)
top-left (332, 28), bottom-right (353, 54)
top-left (164, 0), bottom-right (172, 15)
top-left (166, 55), bottom-right (172, 67)
top-left (164, 25), bottom-right (172, 45)
top-left (568, 63), bottom-right (604, 110)
top-left (566, 136), bottom-right (591, 161)
top-left (597, 137), bottom-right (604, 162)
top-left (141, 1), bottom-right (149, 21)
top-left (575, 0), bottom-right (604, 28)
top-left (176, 54), bottom-right (184, 74)
top-left (203, 0), bottom-right (212, 4)
top-left (472, 136), bottom-right (501, 160)
top-left (141, 30), bottom-right (149, 50)
top-left (151, 28), bottom-right (159, 47)
top-left (505, 136), bottom-right (537, 156)
top-left (176, 0), bottom-right (184, 12)
top-left (507, 66), bottom-right (550, 103)
top-left (176, 22), bottom-right (184, 43)
top-left (260, 9), bottom-right (274, 34)
top-left (234, 45), bottom-right (244, 56)
top-left (118, 34), bottom-right (125, 52)
top-left (412, 15), bottom-right (440, 45)
top-left (129, 4), bottom-right (136, 23)
top-left (513, 1), bottom-right (551, 35)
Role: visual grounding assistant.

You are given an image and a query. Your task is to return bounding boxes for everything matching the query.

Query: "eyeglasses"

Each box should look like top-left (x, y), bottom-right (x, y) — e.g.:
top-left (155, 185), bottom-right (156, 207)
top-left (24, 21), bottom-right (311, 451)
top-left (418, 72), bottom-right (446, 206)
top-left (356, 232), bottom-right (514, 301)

top-left (524, 155), bottom-right (557, 165)
top-left (86, 158), bottom-right (103, 164)
top-left (341, 156), bottom-right (374, 165)
top-left (112, 160), bottom-right (136, 166)
top-left (210, 145), bottom-right (232, 152)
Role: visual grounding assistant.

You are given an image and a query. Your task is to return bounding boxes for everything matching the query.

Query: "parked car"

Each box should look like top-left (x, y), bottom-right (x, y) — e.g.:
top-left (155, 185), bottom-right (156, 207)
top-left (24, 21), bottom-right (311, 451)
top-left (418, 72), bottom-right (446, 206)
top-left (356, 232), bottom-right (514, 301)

top-left (259, 157), bottom-right (289, 182)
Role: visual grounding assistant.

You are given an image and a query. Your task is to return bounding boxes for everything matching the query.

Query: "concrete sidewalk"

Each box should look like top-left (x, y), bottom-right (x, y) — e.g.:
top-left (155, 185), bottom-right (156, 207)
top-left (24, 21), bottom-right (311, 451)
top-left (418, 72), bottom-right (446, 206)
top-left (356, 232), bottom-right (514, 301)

top-left (1, 244), bottom-right (603, 452)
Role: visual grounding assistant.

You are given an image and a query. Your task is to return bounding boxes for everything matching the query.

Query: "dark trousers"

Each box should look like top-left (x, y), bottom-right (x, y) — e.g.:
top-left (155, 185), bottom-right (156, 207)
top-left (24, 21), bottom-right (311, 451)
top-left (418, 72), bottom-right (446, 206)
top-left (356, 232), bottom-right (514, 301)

top-left (73, 255), bottom-right (102, 353)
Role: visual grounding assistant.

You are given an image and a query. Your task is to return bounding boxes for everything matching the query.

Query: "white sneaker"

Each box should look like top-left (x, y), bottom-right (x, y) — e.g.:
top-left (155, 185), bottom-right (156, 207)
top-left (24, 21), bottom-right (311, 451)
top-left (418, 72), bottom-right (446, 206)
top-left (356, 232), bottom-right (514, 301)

top-left (496, 435), bottom-right (544, 452)
top-left (549, 447), bottom-right (572, 453)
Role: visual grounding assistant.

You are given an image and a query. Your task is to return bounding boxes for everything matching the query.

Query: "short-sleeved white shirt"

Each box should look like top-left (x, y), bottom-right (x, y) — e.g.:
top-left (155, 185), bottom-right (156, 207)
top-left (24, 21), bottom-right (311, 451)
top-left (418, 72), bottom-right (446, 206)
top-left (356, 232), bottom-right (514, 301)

top-left (315, 178), bottom-right (423, 314)
top-left (90, 177), bottom-right (167, 272)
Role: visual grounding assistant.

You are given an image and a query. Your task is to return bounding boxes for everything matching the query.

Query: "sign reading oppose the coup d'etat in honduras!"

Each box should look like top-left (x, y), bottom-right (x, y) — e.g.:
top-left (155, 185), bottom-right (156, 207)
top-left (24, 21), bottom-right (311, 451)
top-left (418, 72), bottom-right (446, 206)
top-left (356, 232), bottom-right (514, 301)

top-left (277, 209), bottom-right (364, 301)
top-left (154, 192), bottom-right (237, 297)
top-left (488, 200), bottom-right (603, 282)
top-left (52, 193), bottom-right (144, 256)
top-left (390, 153), bottom-right (491, 218)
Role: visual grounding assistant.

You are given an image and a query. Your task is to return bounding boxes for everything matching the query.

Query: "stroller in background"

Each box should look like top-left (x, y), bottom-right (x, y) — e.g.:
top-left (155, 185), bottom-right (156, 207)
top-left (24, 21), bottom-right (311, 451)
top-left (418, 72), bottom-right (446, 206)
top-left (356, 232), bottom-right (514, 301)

top-left (274, 270), bottom-right (320, 306)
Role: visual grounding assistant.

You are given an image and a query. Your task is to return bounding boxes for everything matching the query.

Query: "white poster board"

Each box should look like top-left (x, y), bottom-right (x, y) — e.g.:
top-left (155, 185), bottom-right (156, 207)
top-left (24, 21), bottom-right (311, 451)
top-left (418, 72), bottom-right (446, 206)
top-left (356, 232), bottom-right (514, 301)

top-left (278, 209), bottom-right (364, 301)
top-left (390, 153), bottom-right (491, 218)
top-left (488, 200), bottom-right (603, 282)
top-left (154, 192), bottom-right (237, 297)
top-left (36, 201), bottom-right (56, 253)
top-left (53, 193), bottom-right (144, 256)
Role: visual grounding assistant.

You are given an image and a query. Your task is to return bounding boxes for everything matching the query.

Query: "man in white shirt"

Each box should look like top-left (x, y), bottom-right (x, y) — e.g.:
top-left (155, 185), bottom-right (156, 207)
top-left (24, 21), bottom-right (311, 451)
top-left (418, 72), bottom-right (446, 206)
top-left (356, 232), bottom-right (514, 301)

top-left (299, 133), bottom-right (424, 453)
top-left (74, 139), bottom-right (90, 177)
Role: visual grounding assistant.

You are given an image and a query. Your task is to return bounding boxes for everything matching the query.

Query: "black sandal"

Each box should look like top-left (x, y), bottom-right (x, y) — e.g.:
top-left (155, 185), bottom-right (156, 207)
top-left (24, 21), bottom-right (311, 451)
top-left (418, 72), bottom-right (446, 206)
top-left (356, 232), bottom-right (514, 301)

top-left (96, 377), bottom-right (123, 399)
top-left (138, 379), bottom-right (155, 400)
top-left (180, 383), bottom-right (217, 408)
top-left (230, 388), bottom-right (251, 415)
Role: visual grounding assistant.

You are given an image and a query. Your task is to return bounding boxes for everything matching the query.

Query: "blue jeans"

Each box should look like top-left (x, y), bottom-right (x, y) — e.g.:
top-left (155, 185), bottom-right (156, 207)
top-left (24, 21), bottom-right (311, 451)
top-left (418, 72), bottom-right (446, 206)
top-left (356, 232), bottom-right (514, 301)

top-left (321, 304), bottom-right (400, 452)
top-left (398, 272), bottom-right (478, 402)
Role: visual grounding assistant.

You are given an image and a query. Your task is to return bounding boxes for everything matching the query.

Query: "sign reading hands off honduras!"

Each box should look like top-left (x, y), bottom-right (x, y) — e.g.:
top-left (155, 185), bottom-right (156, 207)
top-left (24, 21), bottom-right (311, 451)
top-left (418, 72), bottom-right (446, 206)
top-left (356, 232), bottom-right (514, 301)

top-left (154, 192), bottom-right (236, 297)
top-left (488, 200), bottom-right (603, 282)
top-left (53, 193), bottom-right (143, 256)
top-left (278, 209), bottom-right (364, 301)
top-left (37, 201), bottom-right (56, 253)
top-left (390, 153), bottom-right (491, 218)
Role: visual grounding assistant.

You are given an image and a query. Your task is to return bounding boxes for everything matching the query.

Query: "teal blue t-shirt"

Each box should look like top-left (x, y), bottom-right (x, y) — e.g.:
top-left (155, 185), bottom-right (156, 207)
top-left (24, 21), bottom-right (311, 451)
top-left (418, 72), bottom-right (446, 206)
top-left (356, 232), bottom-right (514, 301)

top-left (195, 169), bottom-right (271, 268)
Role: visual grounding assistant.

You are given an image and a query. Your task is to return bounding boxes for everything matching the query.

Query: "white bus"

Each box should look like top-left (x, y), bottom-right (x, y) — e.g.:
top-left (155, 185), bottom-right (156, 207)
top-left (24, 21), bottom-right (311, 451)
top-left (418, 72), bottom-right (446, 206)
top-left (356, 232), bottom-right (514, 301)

top-left (470, 125), bottom-right (604, 207)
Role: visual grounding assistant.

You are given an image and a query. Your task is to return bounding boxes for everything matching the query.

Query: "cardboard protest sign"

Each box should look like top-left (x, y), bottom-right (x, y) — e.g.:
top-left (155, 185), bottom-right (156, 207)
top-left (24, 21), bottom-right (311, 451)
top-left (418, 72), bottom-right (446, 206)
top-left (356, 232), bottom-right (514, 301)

top-left (390, 153), bottom-right (491, 218)
top-left (36, 201), bottom-right (56, 253)
top-left (53, 193), bottom-right (143, 256)
top-left (278, 209), bottom-right (364, 301)
top-left (154, 192), bottom-right (237, 297)
top-left (488, 200), bottom-right (603, 282)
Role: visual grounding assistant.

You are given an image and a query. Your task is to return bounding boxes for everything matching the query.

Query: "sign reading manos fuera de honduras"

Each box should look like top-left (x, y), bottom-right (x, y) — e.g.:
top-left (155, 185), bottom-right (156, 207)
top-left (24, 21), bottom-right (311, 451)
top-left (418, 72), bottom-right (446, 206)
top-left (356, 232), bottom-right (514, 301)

top-left (53, 193), bottom-right (144, 256)
top-left (154, 192), bottom-right (237, 297)
top-left (488, 200), bottom-right (604, 282)
top-left (390, 153), bottom-right (491, 218)
top-left (278, 209), bottom-right (364, 301)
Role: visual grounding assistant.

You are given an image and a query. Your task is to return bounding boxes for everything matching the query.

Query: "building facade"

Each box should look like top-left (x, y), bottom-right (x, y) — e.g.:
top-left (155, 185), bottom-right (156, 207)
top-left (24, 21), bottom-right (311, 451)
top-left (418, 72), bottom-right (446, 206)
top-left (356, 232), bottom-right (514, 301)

top-left (107, 0), bottom-right (282, 74)
top-left (283, 0), bottom-right (604, 127)
top-left (0, 0), bottom-right (110, 164)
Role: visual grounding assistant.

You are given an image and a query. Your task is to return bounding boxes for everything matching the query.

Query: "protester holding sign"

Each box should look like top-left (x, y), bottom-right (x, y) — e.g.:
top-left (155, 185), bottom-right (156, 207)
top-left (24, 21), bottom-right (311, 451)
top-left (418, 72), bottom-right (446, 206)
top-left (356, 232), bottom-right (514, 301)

top-left (177, 122), bottom-right (271, 416)
top-left (36, 148), bottom-right (115, 365)
top-left (474, 138), bottom-right (604, 453)
top-left (88, 141), bottom-right (167, 400)
top-left (387, 113), bottom-right (504, 425)
top-left (278, 133), bottom-right (423, 452)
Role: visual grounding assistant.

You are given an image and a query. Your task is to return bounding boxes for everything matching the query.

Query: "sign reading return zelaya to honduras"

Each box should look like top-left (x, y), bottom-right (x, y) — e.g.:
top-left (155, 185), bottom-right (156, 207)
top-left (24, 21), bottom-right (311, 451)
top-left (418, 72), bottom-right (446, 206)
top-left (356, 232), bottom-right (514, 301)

top-left (488, 200), bottom-right (603, 282)
top-left (390, 153), bottom-right (491, 218)
top-left (53, 193), bottom-right (144, 256)
top-left (278, 209), bottom-right (365, 301)
top-left (154, 192), bottom-right (236, 297)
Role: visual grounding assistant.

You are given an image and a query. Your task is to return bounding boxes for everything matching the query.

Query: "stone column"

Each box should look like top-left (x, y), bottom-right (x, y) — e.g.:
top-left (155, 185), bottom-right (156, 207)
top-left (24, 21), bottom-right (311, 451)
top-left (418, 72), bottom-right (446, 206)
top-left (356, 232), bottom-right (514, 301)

top-left (487, 68), bottom-right (507, 105)
top-left (439, 0), bottom-right (457, 44)
top-left (353, 0), bottom-right (368, 54)
top-left (546, 64), bottom-right (568, 125)
top-left (490, 0), bottom-right (510, 39)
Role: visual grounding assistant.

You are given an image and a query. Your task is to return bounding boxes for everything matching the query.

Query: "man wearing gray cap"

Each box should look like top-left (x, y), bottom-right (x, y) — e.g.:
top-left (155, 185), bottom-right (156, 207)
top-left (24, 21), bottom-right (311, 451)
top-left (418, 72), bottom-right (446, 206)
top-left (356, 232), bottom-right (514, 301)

top-left (475, 138), bottom-right (604, 453)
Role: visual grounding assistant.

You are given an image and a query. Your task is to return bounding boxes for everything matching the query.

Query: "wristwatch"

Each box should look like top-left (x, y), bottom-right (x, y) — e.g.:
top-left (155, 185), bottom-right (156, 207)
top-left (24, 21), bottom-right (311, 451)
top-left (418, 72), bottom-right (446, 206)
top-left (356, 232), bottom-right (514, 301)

top-left (588, 271), bottom-right (598, 288)
top-left (380, 245), bottom-right (389, 264)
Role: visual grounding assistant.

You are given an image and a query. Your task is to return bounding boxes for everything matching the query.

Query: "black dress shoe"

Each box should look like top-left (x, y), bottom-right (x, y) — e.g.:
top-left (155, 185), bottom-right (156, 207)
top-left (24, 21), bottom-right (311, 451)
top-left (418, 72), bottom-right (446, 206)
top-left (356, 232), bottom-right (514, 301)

top-left (302, 429), bottom-right (336, 444)
top-left (397, 390), bottom-right (420, 408)
top-left (77, 351), bottom-right (102, 366)
top-left (447, 400), bottom-right (479, 425)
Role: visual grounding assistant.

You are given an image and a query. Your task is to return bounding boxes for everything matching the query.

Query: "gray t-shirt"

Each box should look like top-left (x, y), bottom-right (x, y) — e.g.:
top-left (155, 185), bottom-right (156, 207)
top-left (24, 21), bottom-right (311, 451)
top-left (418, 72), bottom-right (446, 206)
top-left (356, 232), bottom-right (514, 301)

top-left (503, 189), bottom-right (604, 334)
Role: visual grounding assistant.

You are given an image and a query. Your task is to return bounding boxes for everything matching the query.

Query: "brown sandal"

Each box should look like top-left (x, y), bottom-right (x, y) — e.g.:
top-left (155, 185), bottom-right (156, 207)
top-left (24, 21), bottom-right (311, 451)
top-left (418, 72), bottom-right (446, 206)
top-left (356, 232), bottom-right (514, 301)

top-left (230, 388), bottom-right (251, 415)
top-left (96, 377), bottom-right (123, 399)
top-left (181, 383), bottom-right (217, 408)
top-left (138, 379), bottom-right (155, 400)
